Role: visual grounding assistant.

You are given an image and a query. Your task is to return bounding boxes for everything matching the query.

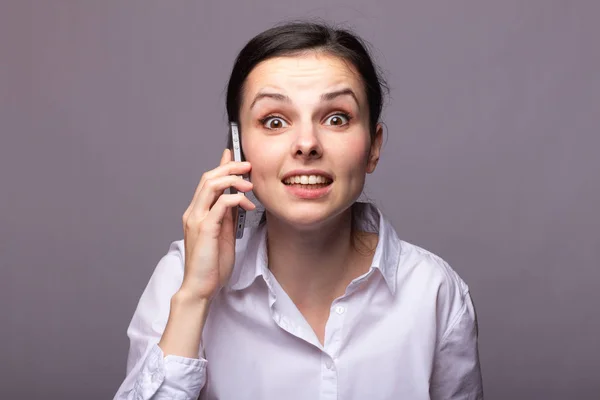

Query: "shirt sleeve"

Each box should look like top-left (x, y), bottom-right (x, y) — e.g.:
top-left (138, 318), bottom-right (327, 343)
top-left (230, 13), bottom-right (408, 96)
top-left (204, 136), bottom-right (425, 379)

top-left (113, 240), bottom-right (208, 400)
top-left (429, 289), bottom-right (484, 400)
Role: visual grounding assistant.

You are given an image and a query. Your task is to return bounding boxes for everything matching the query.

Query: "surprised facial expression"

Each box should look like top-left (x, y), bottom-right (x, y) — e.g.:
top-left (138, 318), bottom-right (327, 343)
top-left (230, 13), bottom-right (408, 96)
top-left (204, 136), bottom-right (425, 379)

top-left (239, 52), bottom-right (382, 230)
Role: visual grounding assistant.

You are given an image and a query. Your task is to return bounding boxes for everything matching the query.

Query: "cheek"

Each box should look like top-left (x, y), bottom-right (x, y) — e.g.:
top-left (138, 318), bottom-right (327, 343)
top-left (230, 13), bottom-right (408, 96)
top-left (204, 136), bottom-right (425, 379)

top-left (336, 137), bottom-right (371, 176)
top-left (243, 140), bottom-right (281, 184)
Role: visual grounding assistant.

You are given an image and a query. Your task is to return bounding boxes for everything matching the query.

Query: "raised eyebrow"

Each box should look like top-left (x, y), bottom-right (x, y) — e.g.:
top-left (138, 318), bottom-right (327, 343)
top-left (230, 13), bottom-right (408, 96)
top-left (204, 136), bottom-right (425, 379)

top-left (249, 93), bottom-right (291, 110)
top-left (320, 88), bottom-right (359, 105)
top-left (249, 88), bottom-right (359, 110)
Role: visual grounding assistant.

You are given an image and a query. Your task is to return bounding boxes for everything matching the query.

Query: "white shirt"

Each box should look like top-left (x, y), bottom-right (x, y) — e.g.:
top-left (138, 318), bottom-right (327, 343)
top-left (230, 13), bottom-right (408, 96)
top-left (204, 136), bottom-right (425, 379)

top-left (114, 202), bottom-right (483, 400)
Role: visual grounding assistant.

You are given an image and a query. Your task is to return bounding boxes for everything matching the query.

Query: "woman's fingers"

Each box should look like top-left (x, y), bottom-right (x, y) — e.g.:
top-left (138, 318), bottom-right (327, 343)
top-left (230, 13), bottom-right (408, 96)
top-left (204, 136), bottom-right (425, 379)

top-left (219, 148), bottom-right (230, 166)
top-left (183, 149), bottom-right (251, 222)
top-left (200, 160), bottom-right (251, 188)
top-left (192, 175), bottom-right (253, 216)
top-left (191, 161), bottom-right (251, 206)
top-left (201, 193), bottom-right (256, 237)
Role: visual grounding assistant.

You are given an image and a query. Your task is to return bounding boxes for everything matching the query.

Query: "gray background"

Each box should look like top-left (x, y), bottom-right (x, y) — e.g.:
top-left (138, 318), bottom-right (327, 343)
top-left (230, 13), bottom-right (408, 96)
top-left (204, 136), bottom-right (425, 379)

top-left (1, 1), bottom-right (598, 399)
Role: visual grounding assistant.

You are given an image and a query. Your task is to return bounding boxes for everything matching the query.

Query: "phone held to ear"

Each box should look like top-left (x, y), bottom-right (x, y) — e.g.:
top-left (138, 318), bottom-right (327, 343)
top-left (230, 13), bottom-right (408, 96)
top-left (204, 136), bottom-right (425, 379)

top-left (229, 122), bottom-right (248, 239)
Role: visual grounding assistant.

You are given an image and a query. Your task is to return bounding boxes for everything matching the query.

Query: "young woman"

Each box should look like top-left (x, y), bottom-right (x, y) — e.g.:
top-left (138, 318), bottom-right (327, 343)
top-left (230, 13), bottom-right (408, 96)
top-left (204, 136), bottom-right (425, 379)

top-left (115, 21), bottom-right (483, 400)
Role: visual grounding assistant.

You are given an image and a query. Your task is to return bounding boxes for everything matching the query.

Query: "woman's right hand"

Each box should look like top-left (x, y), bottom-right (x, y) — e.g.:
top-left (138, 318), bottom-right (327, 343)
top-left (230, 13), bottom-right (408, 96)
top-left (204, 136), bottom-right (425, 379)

top-left (179, 148), bottom-right (255, 301)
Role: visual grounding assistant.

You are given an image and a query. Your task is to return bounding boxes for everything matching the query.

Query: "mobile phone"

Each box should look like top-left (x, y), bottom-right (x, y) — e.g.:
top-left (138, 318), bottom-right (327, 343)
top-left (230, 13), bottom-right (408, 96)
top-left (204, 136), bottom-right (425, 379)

top-left (228, 122), bottom-right (248, 239)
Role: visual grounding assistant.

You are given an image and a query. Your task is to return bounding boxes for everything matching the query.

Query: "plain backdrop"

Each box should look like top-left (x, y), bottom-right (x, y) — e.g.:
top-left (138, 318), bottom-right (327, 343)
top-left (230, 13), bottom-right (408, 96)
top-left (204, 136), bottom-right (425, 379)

top-left (1, 1), bottom-right (599, 399)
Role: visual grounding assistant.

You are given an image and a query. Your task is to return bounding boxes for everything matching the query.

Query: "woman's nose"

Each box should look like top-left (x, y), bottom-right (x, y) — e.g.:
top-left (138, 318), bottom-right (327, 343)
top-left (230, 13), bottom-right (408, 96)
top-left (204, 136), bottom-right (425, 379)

top-left (292, 124), bottom-right (322, 159)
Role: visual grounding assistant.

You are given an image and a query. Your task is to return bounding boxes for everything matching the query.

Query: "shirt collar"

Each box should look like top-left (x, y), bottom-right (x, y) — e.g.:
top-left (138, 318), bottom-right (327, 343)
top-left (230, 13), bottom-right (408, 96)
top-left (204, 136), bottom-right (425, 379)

top-left (355, 202), bottom-right (401, 294)
top-left (227, 223), bottom-right (269, 292)
top-left (226, 202), bottom-right (401, 295)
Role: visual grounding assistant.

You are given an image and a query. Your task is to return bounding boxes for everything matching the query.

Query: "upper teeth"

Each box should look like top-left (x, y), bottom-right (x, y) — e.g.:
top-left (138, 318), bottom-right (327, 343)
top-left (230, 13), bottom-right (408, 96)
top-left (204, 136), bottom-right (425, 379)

top-left (284, 175), bottom-right (330, 185)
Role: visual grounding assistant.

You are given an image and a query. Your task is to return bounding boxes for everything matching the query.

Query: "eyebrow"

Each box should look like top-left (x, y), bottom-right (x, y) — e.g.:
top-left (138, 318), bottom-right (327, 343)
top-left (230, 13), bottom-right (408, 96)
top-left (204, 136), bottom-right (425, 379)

top-left (249, 88), bottom-right (359, 110)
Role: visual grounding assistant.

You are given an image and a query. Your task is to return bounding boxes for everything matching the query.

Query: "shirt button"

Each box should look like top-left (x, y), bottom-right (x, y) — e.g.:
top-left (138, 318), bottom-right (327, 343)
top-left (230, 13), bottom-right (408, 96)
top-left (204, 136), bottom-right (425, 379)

top-left (325, 360), bottom-right (334, 370)
top-left (335, 306), bottom-right (345, 315)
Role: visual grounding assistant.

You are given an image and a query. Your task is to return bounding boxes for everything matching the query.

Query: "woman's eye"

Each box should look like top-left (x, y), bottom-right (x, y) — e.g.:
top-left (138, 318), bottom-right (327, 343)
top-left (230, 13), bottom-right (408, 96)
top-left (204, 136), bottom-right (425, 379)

top-left (260, 113), bottom-right (351, 129)
top-left (324, 113), bottom-right (351, 126)
top-left (261, 116), bottom-right (289, 130)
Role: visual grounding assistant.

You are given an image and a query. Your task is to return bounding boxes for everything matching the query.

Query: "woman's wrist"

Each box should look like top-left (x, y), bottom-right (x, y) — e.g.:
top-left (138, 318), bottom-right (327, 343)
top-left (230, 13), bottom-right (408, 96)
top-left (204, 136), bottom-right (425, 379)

top-left (172, 286), bottom-right (212, 309)
top-left (159, 289), bottom-right (211, 359)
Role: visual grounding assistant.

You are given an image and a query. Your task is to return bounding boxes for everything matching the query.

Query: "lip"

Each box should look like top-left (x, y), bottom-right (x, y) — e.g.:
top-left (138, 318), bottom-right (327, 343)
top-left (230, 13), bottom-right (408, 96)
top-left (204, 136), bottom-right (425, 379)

top-left (281, 169), bottom-right (334, 182)
top-left (283, 182), bottom-right (333, 199)
top-left (281, 169), bottom-right (334, 200)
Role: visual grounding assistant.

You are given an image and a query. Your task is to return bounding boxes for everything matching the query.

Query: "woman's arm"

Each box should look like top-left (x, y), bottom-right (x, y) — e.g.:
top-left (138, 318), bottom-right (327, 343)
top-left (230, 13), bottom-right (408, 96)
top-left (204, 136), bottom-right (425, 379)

top-left (113, 241), bottom-right (208, 400)
top-left (114, 149), bottom-right (255, 399)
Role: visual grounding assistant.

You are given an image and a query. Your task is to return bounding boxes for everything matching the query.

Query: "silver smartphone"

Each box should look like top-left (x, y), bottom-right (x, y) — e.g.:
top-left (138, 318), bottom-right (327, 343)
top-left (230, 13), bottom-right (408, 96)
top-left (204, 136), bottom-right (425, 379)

top-left (228, 122), bottom-right (248, 239)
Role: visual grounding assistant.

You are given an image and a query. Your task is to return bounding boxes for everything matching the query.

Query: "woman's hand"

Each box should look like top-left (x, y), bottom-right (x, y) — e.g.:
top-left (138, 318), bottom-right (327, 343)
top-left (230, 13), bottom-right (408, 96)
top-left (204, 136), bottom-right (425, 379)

top-left (179, 148), bottom-right (255, 300)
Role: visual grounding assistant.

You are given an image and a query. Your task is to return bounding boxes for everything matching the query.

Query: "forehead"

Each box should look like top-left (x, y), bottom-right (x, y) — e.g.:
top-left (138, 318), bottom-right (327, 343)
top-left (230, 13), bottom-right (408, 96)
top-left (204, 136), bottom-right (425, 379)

top-left (242, 52), bottom-right (365, 104)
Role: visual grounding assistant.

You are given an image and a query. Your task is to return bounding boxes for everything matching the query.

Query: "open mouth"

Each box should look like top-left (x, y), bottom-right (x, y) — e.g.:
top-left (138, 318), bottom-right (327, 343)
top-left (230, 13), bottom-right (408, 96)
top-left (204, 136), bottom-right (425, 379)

top-left (282, 175), bottom-right (333, 189)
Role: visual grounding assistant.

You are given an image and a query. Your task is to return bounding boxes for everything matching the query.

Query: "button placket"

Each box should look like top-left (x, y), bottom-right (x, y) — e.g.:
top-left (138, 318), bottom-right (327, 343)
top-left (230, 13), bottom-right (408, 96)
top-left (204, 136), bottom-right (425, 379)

top-left (320, 300), bottom-right (347, 400)
top-left (319, 300), bottom-right (349, 399)
top-left (327, 301), bottom-right (347, 350)
top-left (320, 352), bottom-right (338, 400)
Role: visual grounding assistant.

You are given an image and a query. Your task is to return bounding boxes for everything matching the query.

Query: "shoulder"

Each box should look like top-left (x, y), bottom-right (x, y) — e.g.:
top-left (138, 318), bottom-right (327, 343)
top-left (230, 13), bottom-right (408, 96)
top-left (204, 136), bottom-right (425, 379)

top-left (398, 240), bottom-right (469, 295)
top-left (394, 239), bottom-right (472, 335)
top-left (370, 203), bottom-right (471, 317)
top-left (367, 203), bottom-right (470, 305)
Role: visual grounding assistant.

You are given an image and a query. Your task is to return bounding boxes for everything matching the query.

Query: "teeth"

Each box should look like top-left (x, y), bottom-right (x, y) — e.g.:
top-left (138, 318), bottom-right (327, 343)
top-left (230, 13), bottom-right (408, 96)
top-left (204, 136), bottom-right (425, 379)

top-left (284, 175), bottom-right (331, 185)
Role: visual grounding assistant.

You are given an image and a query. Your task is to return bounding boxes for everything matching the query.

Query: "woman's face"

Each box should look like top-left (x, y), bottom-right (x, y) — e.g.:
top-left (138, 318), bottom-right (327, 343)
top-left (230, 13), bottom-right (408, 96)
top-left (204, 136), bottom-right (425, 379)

top-left (239, 52), bottom-right (382, 230)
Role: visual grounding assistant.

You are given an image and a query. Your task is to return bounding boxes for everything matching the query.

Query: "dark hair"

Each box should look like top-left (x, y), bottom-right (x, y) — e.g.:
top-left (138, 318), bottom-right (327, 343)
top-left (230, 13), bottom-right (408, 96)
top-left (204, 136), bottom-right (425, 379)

top-left (225, 20), bottom-right (388, 253)
top-left (226, 20), bottom-right (388, 138)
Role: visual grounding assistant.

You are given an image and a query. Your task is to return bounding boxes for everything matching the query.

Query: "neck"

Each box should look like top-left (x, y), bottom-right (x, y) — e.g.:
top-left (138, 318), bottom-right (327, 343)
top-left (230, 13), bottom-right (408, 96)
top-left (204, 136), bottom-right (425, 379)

top-left (265, 206), bottom-right (365, 309)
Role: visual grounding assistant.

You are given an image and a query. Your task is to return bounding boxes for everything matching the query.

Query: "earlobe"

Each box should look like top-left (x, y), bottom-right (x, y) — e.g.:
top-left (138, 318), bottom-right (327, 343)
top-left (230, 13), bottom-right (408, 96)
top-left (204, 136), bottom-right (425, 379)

top-left (366, 123), bottom-right (384, 173)
top-left (366, 156), bottom-right (380, 173)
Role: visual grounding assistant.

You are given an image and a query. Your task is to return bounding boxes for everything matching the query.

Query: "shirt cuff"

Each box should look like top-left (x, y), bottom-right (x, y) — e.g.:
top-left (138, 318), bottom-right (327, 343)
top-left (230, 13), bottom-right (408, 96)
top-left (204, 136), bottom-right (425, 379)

top-left (134, 343), bottom-right (207, 400)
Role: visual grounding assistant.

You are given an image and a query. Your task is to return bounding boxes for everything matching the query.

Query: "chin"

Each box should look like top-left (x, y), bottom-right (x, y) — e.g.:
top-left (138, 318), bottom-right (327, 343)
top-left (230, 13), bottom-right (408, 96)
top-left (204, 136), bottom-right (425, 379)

top-left (264, 199), bottom-right (353, 231)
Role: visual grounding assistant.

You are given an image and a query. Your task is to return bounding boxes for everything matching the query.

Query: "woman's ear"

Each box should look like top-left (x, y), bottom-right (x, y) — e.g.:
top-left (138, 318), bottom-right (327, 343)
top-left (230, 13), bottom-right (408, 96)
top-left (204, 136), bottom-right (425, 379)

top-left (366, 123), bottom-right (383, 173)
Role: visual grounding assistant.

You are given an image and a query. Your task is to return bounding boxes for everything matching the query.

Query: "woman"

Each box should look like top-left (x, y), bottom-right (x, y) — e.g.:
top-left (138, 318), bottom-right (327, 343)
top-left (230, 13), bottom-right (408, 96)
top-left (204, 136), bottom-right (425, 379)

top-left (115, 21), bottom-right (483, 400)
